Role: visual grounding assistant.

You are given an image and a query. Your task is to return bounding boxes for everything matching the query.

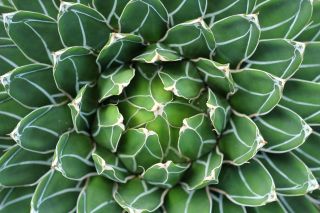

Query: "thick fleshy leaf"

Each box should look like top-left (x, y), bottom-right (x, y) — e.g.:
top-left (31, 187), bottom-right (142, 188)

top-left (194, 58), bottom-right (235, 95)
top-left (229, 69), bottom-right (284, 116)
top-left (178, 113), bottom-right (216, 160)
top-left (119, 0), bottom-right (168, 42)
top-left (97, 65), bottom-right (135, 103)
top-left (211, 193), bottom-right (246, 213)
top-left (68, 84), bottom-right (98, 134)
top-left (159, 61), bottom-right (204, 100)
top-left (206, 90), bottom-right (231, 135)
top-left (255, 0), bottom-right (313, 39)
top-left (0, 38), bottom-right (31, 76)
top-left (278, 195), bottom-right (320, 213)
top-left (0, 16), bottom-right (9, 38)
top-left (219, 113), bottom-right (265, 165)
top-left (0, 186), bottom-right (35, 213)
top-left (113, 178), bottom-right (167, 212)
top-left (52, 131), bottom-right (95, 180)
top-left (160, 0), bottom-right (207, 26)
top-left (93, 0), bottom-right (129, 30)
top-left (3, 11), bottom-right (63, 64)
top-left (164, 186), bottom-right (212, 213)
top-left (294, 132), bottom-right (320, 179)
top-left (53, 46), bottom-right (100, 98)
top-left (92, 145), bottom-right (133, 183)
top-left (258, 152), bottom-right (318, 196)
top-left (214, 159), bottom-right (276, 206)
top-left (297, 1), bottom-right (320, 41)
top-left (58, 2), bottom-right (111, 49)
top-left (0, 91), bottom-right (31, 136)
top-left (133, 43), bottom-right (182, 63)
top-left (1, 64), bottom-right (67, 108)
top-left (118, 128), bottom-right (163, 173)
top-left (0, 137), bottom-right (14, 154)
top-left (92, 105), bottom-right (125, 152)
top-left (142, 160), bottom-right (189, 188)
top-left (181, 147), bottom-right (223, 190)
top-left (254, 105), bottom-right (312, 153)
top-left (77, 176), bottom-right (122, 213)
top-left (162, 19), bottom-right (215, 59)
top-left (0, 5), bottom-right (14, 14)
top-left (10, 105), bottom-right (73, 153)
top-left (31, 170), bottom-right (81, 213)
top-left (245, 39), bottom-right (305, 79)
top-left (280, 79), bottom-right (320, 125)
top-left (97, 33), bottom-right (145, 69)
top-left (293, 42), bottom-right (320, 82)
top-left (211, 14), bottom-right (260, 67)
top-left (246, 200), bottom-right (287, 213)
top-left (205, 0), bottom-right (256, 25)
top-left (10, 0), bottom-right (59, 18)
top-left (0, 145), bottom-right (51, 187)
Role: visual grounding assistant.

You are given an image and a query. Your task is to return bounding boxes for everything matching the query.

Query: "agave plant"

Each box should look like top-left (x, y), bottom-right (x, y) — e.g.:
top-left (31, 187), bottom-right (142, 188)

top-left (0, 0), bottom-right (319, 212)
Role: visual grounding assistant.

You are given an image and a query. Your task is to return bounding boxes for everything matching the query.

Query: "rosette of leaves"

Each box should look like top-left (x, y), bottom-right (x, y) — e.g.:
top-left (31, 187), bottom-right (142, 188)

top-left (0, 0), bottom-right (319, 212)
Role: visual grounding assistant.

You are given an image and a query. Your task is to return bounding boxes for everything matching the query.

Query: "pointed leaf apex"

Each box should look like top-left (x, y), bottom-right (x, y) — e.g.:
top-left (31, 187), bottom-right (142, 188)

top-left (307, 178), bottom-right (319, 192)
top-left (294, 41), bottom-right (306, 55)
top-left (52, 49), bottom-right (66, 65)
top-left (0, 72), bottom-right (11, 88)
top-left (267, 189), bottom-right (277, 203)
top-left (303, 123), bottom-right (313, 138)
top-left (109, 33), bottom-right (127, 44)
top-left (2, 12), bottom-right (17, 25)
top-left (245, 14), bottom-right (259, 24)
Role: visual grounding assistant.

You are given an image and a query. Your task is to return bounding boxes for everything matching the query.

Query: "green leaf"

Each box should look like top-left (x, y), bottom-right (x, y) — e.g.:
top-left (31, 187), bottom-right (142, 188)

top-left (92, 105), bottom-right (125, 152)
top-left (118, 128), bottom-right (163, 173)
top-left (159, 61), bottom-right (204, 100)
top-left (194, 58), bottom-right (235, 95)
top-left (1, 64), bottom-right (67, 108)
top-left (53, 46), bottom-right (100, 98)
top-left (142, 160), bottom-right (189, 188)
top-left (254, 105), bottom-right (312, 153)
top-left (293, 42), bottom-right (320, 82)
top-left (58, 2), bottom-right (111, 49)
top-left (0, 38), bottom-right (31, 76)
top-left (211, 193), bottom-right (246, 213)
top-left (97, 65), bottom-right (135, 103)
top-left (258, 152), bottom-right (318, 196)
top-left (280, 79), bottom-right (320, 125)
top-left (278, 195), bottom-right (320, 213)
top-left (296, 1), bottom-right (320, 41)
top-left (205, 0), bottom-right (256, 25)
top-left (206, 89), bottom-right (231, 135)
top-left (0, 137), bottom-right (14, 154)
top-left (0, 186), bottom-right (35, 213)
top-left (68, 84), bottom-right (98, 134)
top-left (160, 0), bottom-right (207, 26)
top-left (31, 170), bottom-right (81, 213)
top-left (211, 14), bottom-right (261, 67)
top-left (245, 39), bottom-right (305, 79)
top-left (97, 33), bottom-right (145, 69)
top-left (10, 0), bottom-right (59, 18)
top-left (254, 0), bottom-right (313, 39)
top-left (178, 113), bottom-right (216, 161)
top-left (294, 132), bottom-right (320, 180)
top-left (0, 91), bottom-right (31, 136)
top-left (133, 43), bottom-right (182, 63)
top-left (214, 158), bottom-right (276, 206)
top-left (77, 176), bottom-right (122, 213)
top-left (92, 145), bottom-right (133, 183)
top-left (219, 113), bottom-right (265, 165)
top-left (52, 131), bottom-right (94, 180)
top-left (181, 147), bottom-right (223, 190)
top-left (164, 185), bottom-right (212, 213)
top-left (10, 105), bottom-right (73, 153)
top-left (162, 19), bottom-right (215, 59)
top-left (229, 69), bottom-right (284, 116)
top-left (3, 11), bottom-right (63, 64)
top-left (114, 178), bottom-right (167, 212)
top-left (0, 145), bottom-right (51, 187)
top-left (93, 0), bottom-right (129, 30)
top-left (247, 200), bottom-right (287, 213)
top-left (119, 0), bottom-right (168, 42)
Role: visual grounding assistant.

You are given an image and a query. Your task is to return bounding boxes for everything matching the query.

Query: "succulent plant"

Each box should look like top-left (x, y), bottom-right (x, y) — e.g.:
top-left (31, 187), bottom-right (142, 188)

top-left (0, 0), bottom-right (319, 212)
